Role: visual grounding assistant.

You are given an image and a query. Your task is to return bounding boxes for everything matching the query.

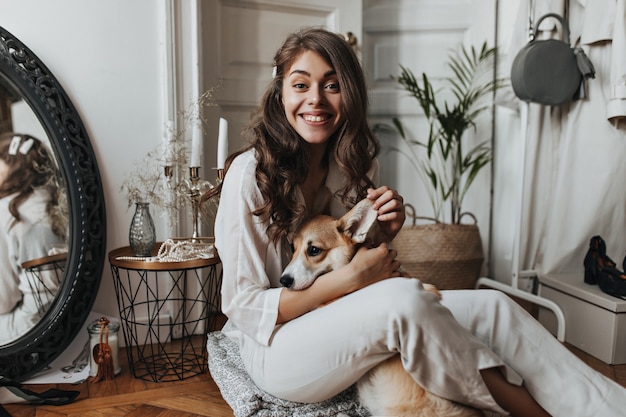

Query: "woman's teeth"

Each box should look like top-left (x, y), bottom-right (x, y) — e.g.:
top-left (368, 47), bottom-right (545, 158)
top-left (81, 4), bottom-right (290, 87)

top-left (303, 115), bottom-right (328, 122)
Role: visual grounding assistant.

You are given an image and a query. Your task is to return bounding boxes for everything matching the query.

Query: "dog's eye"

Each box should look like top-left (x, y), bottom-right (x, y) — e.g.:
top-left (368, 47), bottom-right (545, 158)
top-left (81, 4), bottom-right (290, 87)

top-left (307, 245), bottom-right (322, 257)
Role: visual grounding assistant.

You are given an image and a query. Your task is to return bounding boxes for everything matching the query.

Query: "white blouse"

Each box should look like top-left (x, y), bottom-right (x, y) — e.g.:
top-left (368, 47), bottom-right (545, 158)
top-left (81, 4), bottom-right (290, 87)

top-left (215, 149), bottom-right (378, 346)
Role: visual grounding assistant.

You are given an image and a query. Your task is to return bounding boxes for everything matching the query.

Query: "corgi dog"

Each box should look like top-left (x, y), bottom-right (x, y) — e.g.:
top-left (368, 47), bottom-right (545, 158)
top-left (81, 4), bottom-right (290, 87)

top-left (280, 198), bottom-right (483, 417)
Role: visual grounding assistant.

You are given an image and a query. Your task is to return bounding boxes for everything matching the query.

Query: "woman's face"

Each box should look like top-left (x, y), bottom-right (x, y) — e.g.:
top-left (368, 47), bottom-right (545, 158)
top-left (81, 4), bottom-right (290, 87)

top-left (282, 50), bottom-right (344, 147)
top-left (0, 159), bottom-right (9, 185)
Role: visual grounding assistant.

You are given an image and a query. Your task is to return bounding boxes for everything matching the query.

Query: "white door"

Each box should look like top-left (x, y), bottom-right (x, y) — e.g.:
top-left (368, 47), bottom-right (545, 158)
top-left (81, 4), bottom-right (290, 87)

top-left (201, 0), bottom-right (363, 159)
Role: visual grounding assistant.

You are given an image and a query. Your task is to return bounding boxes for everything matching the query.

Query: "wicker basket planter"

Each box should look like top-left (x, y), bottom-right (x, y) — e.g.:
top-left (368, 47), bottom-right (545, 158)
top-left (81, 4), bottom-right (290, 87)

top-left (392, 207), bottom-right (484, 290)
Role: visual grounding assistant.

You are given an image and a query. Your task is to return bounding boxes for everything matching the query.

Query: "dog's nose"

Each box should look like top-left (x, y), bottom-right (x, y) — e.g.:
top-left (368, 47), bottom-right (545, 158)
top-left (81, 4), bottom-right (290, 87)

top-left (280, 275), bottom-right (294, 288)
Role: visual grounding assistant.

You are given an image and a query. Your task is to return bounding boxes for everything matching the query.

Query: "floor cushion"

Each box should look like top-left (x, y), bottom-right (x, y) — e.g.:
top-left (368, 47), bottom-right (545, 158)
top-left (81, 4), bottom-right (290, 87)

top-left (206, 331), bottom-right (370, 417)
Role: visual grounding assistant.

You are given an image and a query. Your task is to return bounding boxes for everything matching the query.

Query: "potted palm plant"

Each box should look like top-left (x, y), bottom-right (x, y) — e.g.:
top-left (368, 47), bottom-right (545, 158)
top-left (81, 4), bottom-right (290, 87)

top-left (388, 41), bottom-right (506, 289)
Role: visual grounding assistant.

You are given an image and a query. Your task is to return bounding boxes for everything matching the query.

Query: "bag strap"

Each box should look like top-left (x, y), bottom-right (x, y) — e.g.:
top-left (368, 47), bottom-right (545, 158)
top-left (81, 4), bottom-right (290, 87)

top-left (534, 13), bottom-right (570, 44)
top-left (528, 0), bottom-right (569, 41)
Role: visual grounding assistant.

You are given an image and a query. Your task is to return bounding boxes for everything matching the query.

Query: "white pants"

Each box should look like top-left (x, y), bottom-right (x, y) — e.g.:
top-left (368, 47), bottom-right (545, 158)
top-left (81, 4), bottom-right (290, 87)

top-left (231, 279), bottom-right (626, 416)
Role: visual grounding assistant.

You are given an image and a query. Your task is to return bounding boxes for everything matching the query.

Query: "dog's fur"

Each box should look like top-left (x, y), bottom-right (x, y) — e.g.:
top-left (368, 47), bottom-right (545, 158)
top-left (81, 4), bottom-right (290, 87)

top-left (280, 198), bottom-right (483, 417)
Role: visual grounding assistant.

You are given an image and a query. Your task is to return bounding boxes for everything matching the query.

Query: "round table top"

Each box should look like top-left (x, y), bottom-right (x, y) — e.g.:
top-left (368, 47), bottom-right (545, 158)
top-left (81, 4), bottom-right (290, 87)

top-left (21, 252), bottom-right (68, 269)
top-left (109, 241), bottom-right (220, 271)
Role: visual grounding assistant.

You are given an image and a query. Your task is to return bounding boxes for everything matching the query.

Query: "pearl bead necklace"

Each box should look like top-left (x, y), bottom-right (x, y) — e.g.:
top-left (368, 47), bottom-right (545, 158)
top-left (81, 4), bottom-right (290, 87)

top-left (116, 239), bottom-right (214, 263)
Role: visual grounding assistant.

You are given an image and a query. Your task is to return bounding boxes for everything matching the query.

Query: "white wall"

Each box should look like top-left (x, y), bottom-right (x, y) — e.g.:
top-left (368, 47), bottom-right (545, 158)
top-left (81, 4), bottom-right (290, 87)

top-left (1, 0), bottom-right (528, 324)
top-left (3, 0), bottom-right (169, 319)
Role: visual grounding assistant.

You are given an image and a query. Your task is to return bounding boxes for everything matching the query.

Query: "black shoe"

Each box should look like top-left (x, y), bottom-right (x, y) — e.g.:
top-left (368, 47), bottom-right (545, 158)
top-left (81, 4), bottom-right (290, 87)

top-left (583, 235), bottom-right (616, 285)
top-left (598, 265), bottom-right (626, 299)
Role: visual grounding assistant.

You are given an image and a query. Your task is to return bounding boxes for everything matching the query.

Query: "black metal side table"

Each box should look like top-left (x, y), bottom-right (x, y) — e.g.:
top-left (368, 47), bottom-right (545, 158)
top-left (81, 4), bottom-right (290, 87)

top-left (22, 253), bottom-right (67, 316)
top-left (109, 243), bottom-right (222, 382)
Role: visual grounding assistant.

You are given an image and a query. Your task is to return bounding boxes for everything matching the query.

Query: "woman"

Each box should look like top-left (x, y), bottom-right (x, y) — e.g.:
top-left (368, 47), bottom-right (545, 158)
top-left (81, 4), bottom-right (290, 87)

top-left (0, 132), bottom-right (66, 343)
top-left (212, 28), bottom-right (626, 416)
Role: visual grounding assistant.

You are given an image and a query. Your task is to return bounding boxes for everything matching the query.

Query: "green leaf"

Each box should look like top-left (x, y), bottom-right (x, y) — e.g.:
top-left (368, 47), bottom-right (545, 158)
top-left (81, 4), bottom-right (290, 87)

top-left (392, 117), bottom-right (406, 139)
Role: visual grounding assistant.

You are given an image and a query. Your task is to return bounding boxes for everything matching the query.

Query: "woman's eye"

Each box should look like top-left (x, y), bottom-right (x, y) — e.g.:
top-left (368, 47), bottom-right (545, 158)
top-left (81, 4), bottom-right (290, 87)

top-left (293, 83), bottom-right (307, 89)
top-left (325, 82), bottom-right (340, 91)
top-left (307, 246), bottom-right (322, 257)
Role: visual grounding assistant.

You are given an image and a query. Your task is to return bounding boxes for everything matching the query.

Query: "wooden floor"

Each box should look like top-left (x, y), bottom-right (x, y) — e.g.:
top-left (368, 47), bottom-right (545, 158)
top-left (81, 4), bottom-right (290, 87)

top-left (4, 334), bottom-right (234, 417)
top-left (4, 321), bottom-right (626, 416)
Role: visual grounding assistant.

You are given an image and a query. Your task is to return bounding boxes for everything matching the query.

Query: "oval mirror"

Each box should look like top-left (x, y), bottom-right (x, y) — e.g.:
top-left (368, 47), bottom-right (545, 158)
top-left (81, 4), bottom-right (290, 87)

top-left (0, 26), bottom-right (106, 380)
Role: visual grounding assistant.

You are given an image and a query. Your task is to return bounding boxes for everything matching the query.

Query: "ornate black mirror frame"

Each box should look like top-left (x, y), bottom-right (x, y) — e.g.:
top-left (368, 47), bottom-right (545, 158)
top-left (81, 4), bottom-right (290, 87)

top-left (0, 26), bottom-right (106, 380)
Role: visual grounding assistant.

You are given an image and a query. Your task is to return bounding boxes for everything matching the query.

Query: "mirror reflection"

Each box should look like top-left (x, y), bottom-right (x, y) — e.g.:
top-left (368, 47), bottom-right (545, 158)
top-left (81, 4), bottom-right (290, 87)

top-left (0, 80), bottom-right (69, 345)
top-left (0, 25), bottom-right (104, 380)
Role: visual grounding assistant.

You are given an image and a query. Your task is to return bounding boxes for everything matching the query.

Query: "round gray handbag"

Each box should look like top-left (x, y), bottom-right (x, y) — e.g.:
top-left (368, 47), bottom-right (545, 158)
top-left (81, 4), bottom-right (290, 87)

top-left (511, 13), bottom-right (595, 106)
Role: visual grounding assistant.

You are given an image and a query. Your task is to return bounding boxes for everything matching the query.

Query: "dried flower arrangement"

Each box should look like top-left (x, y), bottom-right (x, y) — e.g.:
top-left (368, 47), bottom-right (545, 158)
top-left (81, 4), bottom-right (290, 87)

top-left (120, 86), bottom-right (221, 223)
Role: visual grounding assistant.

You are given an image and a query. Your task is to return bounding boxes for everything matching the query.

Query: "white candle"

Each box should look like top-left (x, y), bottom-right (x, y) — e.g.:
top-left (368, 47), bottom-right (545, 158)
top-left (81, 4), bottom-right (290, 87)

top-left (217, 117), bottom-right (229, 169)
top-left (163, 121), bottom-right (174, 165)
top-left (189, 0), bottom-right (202, 168)
top-left (190, 120), bottom-right (202, 167)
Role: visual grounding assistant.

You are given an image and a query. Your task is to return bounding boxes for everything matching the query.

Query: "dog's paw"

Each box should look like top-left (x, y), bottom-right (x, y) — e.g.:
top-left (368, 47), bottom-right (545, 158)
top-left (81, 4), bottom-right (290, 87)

top-left (423, 283), bottom-right (442, 300)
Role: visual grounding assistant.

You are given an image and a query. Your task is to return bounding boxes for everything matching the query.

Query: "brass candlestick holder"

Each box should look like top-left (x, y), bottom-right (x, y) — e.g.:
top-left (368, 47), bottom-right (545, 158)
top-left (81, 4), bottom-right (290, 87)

top-left (164, 166), bottom-right (223, 239)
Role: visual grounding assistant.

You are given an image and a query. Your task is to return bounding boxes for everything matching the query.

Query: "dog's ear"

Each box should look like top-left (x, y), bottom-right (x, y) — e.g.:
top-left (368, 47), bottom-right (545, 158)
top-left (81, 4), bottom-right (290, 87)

top-left (339, 199), bottom-right (379, 244)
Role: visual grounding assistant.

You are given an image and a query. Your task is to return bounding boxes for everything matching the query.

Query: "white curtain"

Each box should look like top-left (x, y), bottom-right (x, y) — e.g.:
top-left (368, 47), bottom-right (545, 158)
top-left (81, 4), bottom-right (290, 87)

top-left (498, 0), bottom-right (626, 279)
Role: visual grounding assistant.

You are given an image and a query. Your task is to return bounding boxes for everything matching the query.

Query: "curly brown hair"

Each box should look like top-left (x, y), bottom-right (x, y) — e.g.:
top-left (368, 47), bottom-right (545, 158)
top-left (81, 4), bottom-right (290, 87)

top-left (0, 132), bottom-right (66, 238)
top-left (206, 28), bottom-right (380, 243)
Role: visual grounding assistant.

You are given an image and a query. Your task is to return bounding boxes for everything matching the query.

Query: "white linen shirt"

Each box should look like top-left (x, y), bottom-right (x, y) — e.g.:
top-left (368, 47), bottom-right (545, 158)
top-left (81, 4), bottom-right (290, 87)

top-left (215, 149), bottom-right (378, 346)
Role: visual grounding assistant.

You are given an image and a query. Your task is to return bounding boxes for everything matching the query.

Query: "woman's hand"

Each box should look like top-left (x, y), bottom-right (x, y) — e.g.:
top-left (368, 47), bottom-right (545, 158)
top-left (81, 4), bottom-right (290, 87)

top-left (367, 186), bottom-right (406, 240)
top-left (345, 243), bottom-right (402, 292)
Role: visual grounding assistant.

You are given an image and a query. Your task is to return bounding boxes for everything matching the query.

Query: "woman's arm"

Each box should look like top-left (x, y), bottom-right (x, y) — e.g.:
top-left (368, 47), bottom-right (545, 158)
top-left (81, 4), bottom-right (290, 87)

top-left (216, 152), bottom-right (285, 345)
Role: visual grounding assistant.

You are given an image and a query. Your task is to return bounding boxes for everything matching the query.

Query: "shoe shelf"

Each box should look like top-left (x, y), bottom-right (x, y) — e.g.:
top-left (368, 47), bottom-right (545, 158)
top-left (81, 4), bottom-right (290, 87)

top-left (540, 273), bottom-right (626, 313)
top-left (538, 272), bottom-right (626, 365)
